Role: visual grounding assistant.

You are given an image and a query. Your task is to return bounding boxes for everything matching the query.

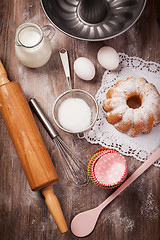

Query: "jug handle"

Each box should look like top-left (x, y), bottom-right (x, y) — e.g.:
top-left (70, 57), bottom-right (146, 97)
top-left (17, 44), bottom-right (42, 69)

top-left (42, 25), bottom-right (55, 41)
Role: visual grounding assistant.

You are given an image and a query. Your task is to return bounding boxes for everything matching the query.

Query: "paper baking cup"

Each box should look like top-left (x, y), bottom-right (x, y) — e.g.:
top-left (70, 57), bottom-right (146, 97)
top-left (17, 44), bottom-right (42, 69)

top-left (88, 148), bottom-right (127, 189)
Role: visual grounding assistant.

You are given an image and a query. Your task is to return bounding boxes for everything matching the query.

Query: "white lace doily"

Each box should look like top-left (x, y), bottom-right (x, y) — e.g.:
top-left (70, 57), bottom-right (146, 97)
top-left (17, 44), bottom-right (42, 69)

top-left (85, 53), bottom-right (160, 167)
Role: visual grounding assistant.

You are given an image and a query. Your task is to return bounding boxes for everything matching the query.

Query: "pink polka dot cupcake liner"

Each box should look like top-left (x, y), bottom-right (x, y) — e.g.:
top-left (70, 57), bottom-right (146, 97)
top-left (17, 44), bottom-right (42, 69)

top-left (88, 148), bottom-right (127, 189)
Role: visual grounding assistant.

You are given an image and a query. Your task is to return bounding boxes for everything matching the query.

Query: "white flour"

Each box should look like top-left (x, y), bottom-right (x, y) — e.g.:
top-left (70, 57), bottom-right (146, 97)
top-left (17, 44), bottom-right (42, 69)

top-left (106, 208), bottom-right (135, 232)
top-left (58, 97), bottom-right (91, 132)
top-left (140, 192), bottom-right (159, 220)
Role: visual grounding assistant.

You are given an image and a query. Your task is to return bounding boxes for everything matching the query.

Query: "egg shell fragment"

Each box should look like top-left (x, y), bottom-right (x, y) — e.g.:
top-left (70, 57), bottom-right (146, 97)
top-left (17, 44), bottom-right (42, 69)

top-left (97, 46), bottom-right (119, 70)
top-left (74, 57), bottom-right (95, 81)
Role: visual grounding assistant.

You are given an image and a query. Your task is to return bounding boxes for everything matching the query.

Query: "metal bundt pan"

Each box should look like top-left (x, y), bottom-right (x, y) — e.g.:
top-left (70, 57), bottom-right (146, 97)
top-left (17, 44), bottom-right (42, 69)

top-left (40, 0), bottom-right (147, 41)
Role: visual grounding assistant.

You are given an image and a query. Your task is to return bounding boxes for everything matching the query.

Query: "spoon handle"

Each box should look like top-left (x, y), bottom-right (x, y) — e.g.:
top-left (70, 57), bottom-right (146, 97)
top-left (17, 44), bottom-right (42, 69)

top-left (98, 147), bottom-right (160, 212)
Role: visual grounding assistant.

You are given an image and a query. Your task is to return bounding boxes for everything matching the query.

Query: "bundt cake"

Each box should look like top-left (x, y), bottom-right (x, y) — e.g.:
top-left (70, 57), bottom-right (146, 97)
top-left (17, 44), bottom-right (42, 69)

top-left (103, 77), bottom-right (160, 137)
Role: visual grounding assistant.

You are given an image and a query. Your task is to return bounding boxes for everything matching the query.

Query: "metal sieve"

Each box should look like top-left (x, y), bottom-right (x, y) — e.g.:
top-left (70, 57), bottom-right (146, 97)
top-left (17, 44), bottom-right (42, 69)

top-left (52, 49), bottom-right (98, 136)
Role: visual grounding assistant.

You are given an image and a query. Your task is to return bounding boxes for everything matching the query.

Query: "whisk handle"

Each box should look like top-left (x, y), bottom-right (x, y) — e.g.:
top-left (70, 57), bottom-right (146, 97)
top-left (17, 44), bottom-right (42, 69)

top-left (29, 98), bottom-right (58, 139)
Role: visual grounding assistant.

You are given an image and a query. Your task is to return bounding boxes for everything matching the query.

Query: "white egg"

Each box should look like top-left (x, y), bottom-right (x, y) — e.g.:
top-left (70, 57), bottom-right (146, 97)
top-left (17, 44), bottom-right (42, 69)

top-left (74, 57), bottom-right (95, 81)
top-left (97, 46), bottom-right (119, 70)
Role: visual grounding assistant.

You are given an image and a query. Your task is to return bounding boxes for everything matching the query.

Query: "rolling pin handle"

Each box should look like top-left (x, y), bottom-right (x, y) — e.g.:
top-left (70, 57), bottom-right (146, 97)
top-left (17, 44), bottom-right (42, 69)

top-left (41, 185), bottom-right (68, 233)
top-left (0, 60), bottom-right (10, 85)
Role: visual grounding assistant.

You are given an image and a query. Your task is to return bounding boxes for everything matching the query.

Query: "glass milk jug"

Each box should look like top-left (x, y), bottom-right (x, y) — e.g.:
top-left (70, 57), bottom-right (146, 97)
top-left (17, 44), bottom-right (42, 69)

top-left (15, 23), bottom-right (55, 68)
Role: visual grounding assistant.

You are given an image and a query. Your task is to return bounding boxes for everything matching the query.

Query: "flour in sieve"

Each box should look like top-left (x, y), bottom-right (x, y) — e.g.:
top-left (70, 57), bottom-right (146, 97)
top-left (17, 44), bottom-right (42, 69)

top-left (58, 97), bottom-right (91, 132)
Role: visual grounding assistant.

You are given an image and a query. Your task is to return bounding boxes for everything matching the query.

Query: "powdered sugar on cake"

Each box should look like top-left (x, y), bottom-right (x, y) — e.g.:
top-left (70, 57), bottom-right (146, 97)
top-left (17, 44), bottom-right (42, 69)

top-left (103, 77), bottom-right (160, 137)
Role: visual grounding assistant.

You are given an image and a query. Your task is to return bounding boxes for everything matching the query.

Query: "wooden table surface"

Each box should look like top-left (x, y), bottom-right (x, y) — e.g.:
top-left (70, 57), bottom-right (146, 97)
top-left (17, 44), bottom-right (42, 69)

top-left (0, 0), bottom-right (160, 239)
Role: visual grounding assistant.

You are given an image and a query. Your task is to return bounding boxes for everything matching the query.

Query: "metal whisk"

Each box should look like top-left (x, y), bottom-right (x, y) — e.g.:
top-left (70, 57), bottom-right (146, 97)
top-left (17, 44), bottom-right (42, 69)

top-left (29, 98), bottom-right (89, 187)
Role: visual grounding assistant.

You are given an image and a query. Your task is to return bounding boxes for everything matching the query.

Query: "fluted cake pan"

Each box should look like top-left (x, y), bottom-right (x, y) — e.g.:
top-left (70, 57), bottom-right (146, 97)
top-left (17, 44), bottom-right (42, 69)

top-left (40, 0), bottom-right (147, 41)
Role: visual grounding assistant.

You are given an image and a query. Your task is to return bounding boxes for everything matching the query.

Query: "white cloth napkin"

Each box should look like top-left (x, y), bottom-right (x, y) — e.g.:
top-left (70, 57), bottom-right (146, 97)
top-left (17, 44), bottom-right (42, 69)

top-left (85, 53), bottom-right (160, 167)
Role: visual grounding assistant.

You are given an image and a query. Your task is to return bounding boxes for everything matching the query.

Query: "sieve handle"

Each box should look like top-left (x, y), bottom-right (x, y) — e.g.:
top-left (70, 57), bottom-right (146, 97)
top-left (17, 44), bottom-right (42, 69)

top-left (59, 48), bottom-right (72, 90)
top-left (29, 98), bottom-right (58, 139)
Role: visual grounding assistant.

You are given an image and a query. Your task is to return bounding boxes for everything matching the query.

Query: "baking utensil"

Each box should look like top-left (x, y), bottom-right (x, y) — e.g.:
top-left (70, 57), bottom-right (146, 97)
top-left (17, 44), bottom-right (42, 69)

top-left (88, 148), bottom-right (127, 189)
top-left (40, 0), bottom-right (147, 41)
top-left (71, 146), bottom-right (160, 237)
top-left (53, 48), bottom-right (98, 136)
top-left (29, 98), bottom-right (89, 187)
top-left (0, 61), bottom-right (68, 233)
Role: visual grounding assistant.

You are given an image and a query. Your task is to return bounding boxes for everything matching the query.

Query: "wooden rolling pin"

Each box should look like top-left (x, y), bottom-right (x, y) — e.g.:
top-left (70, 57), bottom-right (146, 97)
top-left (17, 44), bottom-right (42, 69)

top-left (0, 61), bottom-right (68, 233)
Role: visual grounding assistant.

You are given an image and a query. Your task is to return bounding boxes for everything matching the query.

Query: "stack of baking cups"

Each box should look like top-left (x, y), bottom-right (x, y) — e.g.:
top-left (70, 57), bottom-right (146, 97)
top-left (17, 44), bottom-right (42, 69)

top-left (88, 148), bottom-right (127, 189)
